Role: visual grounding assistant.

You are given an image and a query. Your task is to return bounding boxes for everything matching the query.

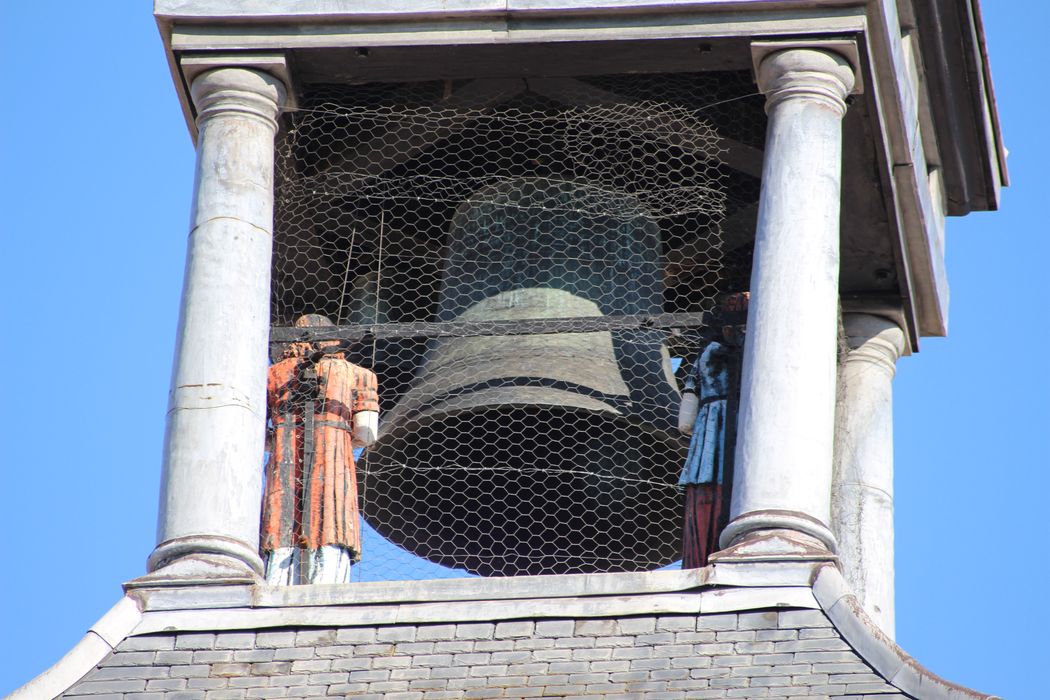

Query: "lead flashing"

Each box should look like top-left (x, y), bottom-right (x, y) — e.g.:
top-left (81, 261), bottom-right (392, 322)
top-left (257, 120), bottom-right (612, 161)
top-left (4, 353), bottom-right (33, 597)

top-left (812, 565), bottom-right (1000, 700)
top-left (7, 597), bottom-right (142, 700)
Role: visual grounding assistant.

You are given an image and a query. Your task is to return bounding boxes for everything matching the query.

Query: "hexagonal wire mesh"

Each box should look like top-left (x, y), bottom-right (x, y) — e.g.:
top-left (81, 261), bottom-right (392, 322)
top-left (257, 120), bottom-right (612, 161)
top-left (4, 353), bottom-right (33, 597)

top-left (268, 71), bottom-right (765, 581)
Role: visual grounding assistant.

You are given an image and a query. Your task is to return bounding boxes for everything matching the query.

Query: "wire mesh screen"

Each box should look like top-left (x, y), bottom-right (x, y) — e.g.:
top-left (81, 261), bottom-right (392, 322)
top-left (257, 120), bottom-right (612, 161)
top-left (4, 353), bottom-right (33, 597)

top-left (268, 72), bottom-right (764, 581)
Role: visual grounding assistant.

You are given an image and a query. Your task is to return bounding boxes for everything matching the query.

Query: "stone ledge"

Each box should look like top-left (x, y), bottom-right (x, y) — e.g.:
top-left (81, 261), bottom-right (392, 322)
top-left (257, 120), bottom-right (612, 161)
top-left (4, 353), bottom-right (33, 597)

top-left (132, 562), bottom-right (821, 613)
top-left (129, 588), bottom-right (820, 635)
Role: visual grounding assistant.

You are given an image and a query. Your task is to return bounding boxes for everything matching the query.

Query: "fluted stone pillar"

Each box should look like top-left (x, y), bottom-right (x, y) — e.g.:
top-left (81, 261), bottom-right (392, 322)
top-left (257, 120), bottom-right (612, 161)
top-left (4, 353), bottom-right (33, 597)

top-left (717, 47), bottom-right (856, 559)
top-left (833, 313), bottom-right (906, 635)
top-left (146, 67), bottom-right (286, 581)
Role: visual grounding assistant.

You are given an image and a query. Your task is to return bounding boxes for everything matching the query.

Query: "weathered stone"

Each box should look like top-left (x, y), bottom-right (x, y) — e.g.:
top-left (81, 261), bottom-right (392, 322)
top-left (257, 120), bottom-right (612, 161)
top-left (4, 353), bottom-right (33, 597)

top-left (392, 667), bottom-right (431, 681)
top-left (247, 662), bottom-right (292, 677)
top-left (100, 651), bottom-right (158, 667)
top-left (170, 665), bottom-right (212, 679)
top-left (214, 633), bottom-right (257, 650)
top-left (774, 638), bottom-right (851, 652)
top-left (756, 630), bottom-right (797, 642)
top-left (778, 610), bottom-right (831, 629)
top-left (455, 623), bottom-right (495, 640)
top-left (618, 618), bottom-right (657, 635)
top-left (164, 692), bottom-right (207, 700)
top-left (336, 628), bottom-right (377, 644)
top-left (255, 632), bottom-right (296, 649)
top-left (378, 626), bottom-right (418, 642)
top-left (119, 637), bottom-right (176, 652)
top-left (495, 621), bottom-right (536, 639)
top-left (554, 635), bottom-right (597, 648)
top-left (574, 619), bottom-right (618, 636)
top-left (194, 651), bottom-right (235, 664)
top-left (373, 656), bottom-right (412, 669)
top-left (292, 630), bottom-right (335, 646)
top-left (147, 679), bottom-right (188, 691)
top-left (176, 634), bottom-right (217, 650)
top-left (268, 675), bottom-right (309, 688)
top-left (271, 647), bottom-right (313, 661)
top-left (534, 620), bottom-right (575, 637)
top-left (738, 613), bottom-right (779, 630)
top-left (210, 663), bottom-right (251, 678)
top-left (90, 667), bottom-right (170, 682)
top-left (696, 615), bottom-right (738, 631)
top-left (435, 641), bottom-right (476, 653)
top-left (232, 650), bottom-right (275, 663)
top-left (415, 625), bottom-right (456, 641)
top-left (66, 680), bottom-right (148, 694)
top-left (203, 690), bottom-right (247, 700)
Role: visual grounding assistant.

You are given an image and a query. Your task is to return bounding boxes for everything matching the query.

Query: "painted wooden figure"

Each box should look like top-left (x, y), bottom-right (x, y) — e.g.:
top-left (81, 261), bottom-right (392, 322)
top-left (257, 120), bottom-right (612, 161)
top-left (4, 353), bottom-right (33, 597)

top-left (261, 314), bottom-right (379, 585)
top-left (677, 292), bottom-right (747, 568)
top-left (677, 342), bottom-right (731, 568)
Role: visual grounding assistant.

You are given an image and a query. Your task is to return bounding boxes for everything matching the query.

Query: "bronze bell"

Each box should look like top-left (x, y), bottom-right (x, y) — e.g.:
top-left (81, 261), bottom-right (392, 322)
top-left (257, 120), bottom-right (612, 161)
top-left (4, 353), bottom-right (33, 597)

top-left (362, 178), bottom-right (684, 576)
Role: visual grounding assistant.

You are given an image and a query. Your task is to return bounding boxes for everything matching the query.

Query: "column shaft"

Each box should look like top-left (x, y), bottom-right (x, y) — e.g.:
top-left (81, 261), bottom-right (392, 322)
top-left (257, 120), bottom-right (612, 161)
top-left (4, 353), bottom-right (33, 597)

top-left (720, 49), bottom-right (856, 554)
top-left (148, 68), bottom-right (286, 577)
top-left (832, 313), bottom-right (905, 635)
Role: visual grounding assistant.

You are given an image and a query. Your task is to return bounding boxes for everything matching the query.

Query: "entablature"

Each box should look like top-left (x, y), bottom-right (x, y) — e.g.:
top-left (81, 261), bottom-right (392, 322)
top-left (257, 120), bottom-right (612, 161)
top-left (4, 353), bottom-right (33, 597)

top-left (155, 0), bottom-right (1006, 343)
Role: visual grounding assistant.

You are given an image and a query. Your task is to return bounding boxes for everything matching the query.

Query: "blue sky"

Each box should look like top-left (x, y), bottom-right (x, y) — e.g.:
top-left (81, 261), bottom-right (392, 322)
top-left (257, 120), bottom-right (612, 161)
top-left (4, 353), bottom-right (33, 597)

top-left (1, 3), bottom-right (1047, 698)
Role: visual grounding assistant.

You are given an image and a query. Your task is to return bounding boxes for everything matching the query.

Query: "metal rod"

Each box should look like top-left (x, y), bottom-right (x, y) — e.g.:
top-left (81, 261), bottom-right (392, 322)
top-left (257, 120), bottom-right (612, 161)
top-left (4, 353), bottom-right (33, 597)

top-left (271, 311), bottom-right (714, 343)
top-left (297, 361), bottom-right (319, 583)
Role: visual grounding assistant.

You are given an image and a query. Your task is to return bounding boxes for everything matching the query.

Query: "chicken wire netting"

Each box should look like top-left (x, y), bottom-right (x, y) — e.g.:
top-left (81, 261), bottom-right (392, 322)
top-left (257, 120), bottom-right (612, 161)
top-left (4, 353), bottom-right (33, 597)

top-left (268, 71), bottom-right (764, 581)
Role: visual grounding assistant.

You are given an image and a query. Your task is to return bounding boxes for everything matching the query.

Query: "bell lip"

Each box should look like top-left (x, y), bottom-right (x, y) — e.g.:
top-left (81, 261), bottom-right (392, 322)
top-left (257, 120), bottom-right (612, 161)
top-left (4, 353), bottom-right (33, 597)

top-left (360, 401), bottom-right (687, 577)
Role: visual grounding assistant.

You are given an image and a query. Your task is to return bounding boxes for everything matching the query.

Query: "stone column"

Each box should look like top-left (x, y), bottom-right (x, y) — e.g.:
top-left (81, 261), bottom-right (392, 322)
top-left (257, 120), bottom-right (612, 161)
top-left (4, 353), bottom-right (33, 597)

top-left (717, 48), bottom-right (856, 558)
top-left (832, 313), bottom-right (906, 635)
top-left (145, 68), bottom-right (286, 581)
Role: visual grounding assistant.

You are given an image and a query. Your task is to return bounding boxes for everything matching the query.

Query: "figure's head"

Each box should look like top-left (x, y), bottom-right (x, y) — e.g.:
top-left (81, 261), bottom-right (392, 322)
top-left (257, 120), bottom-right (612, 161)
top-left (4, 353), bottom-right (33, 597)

top-left (282, 313), bottom-right (339, 358)
top-left (720, 292), bottom-right (749, 347)
top-left (294, 313), bottom-right (335, 331)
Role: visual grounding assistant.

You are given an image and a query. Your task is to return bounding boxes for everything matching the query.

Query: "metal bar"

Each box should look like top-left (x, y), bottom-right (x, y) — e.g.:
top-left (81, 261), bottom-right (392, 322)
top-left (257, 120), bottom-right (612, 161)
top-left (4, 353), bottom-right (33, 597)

top-left (298, 361), bottom-right (319, 583)
top-left (718, 348), bottom-right (742, 541)
top-left (271, 311), bottom-right (713, 344)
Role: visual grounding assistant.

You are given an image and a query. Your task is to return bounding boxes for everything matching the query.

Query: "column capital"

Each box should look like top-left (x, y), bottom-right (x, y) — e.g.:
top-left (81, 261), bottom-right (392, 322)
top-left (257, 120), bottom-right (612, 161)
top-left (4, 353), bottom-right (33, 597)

top-left (190, 67), bottom-right (287, 130)
top-left (842, 313), bottom-right (906, 378)
top-left (752, 42), bottom-right (859, 117)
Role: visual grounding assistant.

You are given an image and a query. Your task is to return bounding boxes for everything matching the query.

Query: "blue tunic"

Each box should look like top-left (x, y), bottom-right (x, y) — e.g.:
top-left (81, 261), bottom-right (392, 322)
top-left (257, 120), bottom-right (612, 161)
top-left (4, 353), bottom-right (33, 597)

top-left (679, 342), bottom-right (730, 486)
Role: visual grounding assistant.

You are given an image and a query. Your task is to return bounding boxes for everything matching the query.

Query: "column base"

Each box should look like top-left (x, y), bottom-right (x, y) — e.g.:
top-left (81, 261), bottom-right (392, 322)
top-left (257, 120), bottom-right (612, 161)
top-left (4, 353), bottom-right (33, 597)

top-left (714, 510), bottom-right (838, 563)
top-left (128, 535), bottom-right (264, 589)
top-left (126, 553), bottom-right (258, 590)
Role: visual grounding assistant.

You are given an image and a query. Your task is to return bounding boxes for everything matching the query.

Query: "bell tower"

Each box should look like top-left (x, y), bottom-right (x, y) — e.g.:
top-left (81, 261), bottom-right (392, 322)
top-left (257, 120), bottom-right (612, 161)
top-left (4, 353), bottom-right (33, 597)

top-left (12, 2), bottom-right (1006, 699)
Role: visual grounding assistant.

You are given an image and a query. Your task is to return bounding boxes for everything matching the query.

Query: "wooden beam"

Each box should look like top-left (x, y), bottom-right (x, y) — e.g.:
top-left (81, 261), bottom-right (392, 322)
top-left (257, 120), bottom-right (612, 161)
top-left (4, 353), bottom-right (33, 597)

top-left (528, 76), bottom-right (764, 177)
top-left (310, 77), bottom-right (526, 179)
top-left (664, 201), bottom-right (758, 268)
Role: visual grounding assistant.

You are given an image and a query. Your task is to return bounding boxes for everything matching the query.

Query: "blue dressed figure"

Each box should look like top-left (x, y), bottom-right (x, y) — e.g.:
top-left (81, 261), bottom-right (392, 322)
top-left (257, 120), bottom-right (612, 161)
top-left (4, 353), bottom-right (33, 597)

top-left (677, 341), bottom-right (731, 568)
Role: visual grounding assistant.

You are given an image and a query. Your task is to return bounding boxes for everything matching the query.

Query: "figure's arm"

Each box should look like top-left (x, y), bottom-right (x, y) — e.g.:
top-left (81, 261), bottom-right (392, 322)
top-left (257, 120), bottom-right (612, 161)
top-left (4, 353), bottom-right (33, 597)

top-left (353, 411), bottom-right (379, 448)
top-left (678, 351), bottom-right (706, 435)
top-left (678, 392), bottom-right (699, 436)
top-left (351, 367), bottom-right (380, 448)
